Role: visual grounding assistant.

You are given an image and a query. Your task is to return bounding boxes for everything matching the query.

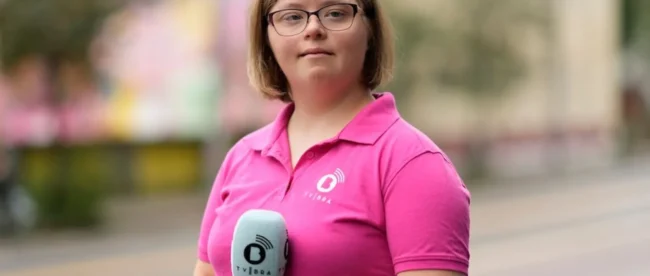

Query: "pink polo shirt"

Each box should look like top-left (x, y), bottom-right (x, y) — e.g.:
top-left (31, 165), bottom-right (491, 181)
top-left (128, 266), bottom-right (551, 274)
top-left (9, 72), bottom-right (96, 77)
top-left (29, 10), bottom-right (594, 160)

top-left (198, 92), bottom-right (471, 275)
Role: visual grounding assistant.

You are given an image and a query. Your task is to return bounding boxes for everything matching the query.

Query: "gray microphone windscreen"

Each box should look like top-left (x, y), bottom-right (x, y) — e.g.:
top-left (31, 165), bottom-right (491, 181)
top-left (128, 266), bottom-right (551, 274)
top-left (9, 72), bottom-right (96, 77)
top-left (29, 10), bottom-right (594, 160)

top-left (231, 209), bottom-right (288, 276)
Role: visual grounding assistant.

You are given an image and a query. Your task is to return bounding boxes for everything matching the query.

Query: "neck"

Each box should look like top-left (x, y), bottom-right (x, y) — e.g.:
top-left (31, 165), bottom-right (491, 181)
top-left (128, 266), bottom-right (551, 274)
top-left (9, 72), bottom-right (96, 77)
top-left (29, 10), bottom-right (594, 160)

top-left (288, 83), bottom-right (373, 140)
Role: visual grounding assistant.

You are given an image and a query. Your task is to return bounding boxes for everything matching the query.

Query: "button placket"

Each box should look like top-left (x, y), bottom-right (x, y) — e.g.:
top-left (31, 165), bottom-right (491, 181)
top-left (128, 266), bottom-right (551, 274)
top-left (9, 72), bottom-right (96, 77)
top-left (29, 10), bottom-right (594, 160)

top-left (280, 174), bottom-right (294, 201)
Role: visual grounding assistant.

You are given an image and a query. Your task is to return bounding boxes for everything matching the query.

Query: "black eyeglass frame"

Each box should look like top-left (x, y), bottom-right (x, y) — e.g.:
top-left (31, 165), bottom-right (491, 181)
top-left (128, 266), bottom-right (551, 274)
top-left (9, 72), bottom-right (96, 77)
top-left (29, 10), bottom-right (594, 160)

top-left (266, 3), bottom-right (360, 36)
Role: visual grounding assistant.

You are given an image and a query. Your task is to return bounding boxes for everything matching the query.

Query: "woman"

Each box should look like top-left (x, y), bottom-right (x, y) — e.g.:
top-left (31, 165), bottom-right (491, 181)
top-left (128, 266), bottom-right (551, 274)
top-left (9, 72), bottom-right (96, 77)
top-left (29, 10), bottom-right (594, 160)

top-left (194, 0), bottom-right (471, 275)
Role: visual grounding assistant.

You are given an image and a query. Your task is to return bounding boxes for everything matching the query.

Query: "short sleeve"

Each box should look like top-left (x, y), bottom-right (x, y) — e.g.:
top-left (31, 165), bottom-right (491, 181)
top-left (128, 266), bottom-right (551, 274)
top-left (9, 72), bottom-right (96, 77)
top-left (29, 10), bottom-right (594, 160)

top-left (384, 152), bottom-right (471, 275)
top-left (197, 150), bottom-right (234, 263)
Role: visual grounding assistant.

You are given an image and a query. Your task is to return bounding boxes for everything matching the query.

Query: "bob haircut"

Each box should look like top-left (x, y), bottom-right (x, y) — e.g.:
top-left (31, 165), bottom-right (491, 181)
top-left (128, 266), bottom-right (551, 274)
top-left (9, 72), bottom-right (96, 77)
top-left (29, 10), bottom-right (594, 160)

top-left (247, 0), bottom-right (394, 103)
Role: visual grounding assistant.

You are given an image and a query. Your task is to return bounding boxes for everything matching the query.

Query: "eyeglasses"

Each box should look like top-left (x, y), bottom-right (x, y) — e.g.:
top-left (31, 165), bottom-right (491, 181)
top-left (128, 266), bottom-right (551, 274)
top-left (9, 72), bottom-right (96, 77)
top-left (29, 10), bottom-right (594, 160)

top-left (267, 3), bottom-right (359, 36)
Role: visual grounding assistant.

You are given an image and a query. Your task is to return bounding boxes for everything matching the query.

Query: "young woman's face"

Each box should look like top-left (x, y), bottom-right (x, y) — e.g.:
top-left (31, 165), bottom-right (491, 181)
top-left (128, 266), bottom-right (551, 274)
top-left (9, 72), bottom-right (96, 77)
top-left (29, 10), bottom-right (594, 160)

top-left (267, 0), bottom-right (370, 90)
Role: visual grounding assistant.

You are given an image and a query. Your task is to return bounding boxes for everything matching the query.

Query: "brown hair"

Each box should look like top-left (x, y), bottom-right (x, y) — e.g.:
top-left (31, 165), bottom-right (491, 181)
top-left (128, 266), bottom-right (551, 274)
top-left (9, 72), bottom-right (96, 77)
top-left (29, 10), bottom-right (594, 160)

top-left (247, 0), bottom-right (394, 103)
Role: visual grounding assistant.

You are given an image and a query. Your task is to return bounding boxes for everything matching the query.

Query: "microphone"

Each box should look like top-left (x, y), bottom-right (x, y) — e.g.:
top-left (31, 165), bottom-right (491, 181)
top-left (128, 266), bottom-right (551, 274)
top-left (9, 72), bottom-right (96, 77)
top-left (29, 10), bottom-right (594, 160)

top-left (231, 209), bottom-right (289, 276)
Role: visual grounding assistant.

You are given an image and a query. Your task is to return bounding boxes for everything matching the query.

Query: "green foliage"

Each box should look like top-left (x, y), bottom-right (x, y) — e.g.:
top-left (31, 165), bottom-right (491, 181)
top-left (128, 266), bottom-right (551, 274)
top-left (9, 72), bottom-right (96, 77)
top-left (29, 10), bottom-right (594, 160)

top-left (384, 0), bottom-right (547, 100)
top-left (383, 8), bottom-right (438, 100)
top-left (20, 145), bottom-right (112, 229)
top-left (0, 0), bottom-right (125, 70)
top-left (0, 0), bottom-right (127, 227)
top-left (384, 0), bottom-right (548, 180)
top-left (623, 0), bottom-right (650, 59)
top-left (622, 0), bottom-right (638, 46)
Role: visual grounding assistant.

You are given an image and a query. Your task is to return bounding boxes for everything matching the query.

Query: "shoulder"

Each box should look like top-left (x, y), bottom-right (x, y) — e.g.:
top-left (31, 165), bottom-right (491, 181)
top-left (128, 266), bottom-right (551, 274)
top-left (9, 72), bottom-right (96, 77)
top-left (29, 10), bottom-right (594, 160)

top-left (238, 123), bottom-right (274, 150)
top-left (222, 122), bottom-right (275, 167)
top-left (379, 117), bottom-right (447, 162)
top-left (376, 118), bottom-right (459, 184)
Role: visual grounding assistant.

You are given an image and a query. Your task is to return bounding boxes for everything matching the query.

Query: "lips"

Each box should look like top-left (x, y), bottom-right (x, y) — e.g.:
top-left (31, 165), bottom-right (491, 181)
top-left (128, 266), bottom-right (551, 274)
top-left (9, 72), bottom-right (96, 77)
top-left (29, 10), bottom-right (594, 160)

top-left (299, 48), bottom-right (333, 57)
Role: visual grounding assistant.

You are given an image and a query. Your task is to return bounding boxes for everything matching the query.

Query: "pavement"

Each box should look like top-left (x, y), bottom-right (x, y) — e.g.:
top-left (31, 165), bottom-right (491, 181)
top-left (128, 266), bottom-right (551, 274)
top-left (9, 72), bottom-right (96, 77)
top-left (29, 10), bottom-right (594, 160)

top-left (0, 195), bottom-right (206, 275)
top-left (0, 159), bottom-right (649, 276)
top-left (470, 158), bottom-right (650, 276)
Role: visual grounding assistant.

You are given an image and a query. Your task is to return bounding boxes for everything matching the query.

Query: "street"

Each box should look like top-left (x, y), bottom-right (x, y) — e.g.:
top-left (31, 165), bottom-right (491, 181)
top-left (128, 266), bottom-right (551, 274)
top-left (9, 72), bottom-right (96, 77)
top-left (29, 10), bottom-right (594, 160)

top-left (0, 162), bottom-right (649, 276)
top-left (470, 160), bottom-right (650, 276)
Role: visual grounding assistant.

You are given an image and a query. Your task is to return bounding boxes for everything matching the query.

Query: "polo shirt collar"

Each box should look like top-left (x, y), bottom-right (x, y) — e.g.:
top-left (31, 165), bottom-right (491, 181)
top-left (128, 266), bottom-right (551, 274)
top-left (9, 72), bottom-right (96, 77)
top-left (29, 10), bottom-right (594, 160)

top-left (246, 92), bottom-right (400, 153)
top-left (338, 92), bottom-right (401, 144)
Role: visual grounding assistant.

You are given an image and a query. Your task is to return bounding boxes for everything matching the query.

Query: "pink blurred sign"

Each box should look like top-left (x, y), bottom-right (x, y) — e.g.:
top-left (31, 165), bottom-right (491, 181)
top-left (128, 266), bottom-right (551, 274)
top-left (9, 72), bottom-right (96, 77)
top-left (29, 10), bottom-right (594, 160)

top-left (217, 0), bottom-right (284, 134)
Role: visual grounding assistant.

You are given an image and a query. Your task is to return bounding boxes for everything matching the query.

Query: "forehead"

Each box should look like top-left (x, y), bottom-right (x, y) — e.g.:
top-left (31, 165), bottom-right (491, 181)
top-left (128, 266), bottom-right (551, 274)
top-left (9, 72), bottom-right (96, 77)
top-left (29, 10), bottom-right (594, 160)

top-left (272, 0), bottom-right (358, 10)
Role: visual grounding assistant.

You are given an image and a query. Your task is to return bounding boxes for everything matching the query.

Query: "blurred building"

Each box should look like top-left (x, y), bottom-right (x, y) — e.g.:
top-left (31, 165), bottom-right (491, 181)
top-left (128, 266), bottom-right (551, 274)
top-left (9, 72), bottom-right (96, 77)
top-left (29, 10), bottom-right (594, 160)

top-left (0, 0), bottom-right (643, 187)
top-left (397, 0), bottom-right (621, 179)
top-left (216, 0), bottom-right (285, 135)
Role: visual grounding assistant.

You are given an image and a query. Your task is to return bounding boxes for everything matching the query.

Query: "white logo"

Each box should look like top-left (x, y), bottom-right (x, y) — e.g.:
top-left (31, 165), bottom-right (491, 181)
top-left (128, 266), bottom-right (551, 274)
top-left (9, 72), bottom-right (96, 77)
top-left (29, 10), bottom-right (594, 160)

top-left (316, 168), bottom-right (345, 193)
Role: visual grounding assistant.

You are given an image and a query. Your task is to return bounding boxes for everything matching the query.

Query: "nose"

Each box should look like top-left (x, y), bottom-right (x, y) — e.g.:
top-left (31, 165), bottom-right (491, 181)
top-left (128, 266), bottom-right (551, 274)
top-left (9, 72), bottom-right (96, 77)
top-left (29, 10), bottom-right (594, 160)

top-left (303, 14), bottom-right (326, 39)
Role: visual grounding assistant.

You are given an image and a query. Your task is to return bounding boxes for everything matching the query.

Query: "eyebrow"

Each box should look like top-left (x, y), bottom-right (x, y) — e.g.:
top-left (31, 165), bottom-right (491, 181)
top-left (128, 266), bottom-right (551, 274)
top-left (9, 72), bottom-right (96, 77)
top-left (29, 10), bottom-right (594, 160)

top-left (272, 0), bottom-right (353, 11)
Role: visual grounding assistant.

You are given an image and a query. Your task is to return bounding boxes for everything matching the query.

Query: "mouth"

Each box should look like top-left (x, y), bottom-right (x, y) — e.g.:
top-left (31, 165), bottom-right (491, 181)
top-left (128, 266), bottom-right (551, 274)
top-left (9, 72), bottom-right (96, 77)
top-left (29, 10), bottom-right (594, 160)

top-left (299, 48), bottom-right (334, 57)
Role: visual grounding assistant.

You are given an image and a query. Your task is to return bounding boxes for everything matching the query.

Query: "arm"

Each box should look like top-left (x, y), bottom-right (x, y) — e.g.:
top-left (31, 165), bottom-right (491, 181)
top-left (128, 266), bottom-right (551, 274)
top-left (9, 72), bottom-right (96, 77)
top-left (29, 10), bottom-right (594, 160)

top-left (193, 260), bottom-right (215, 276)
top-left (384, 152), bottom-right (471, 276)
top-left (195, 149), bottom-right (235, 275)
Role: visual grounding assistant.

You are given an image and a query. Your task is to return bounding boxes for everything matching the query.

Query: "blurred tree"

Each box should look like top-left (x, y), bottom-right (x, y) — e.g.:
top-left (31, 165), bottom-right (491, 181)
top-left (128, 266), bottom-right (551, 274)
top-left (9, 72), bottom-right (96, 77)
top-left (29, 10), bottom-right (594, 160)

top-left (623, 0), bottom-right (650, 57)
top-left (383, 7), bottom-right (440, 102)
top-left (0, 0), bottom-right (126, 99)
top-left (621, 0), bottom-right (650, 155)
top-left (622, 0), bottom-right (638, 47)
top-left (0, 0), bottom-right (126, 229)
top-left (385, 0), bottom-right (547, 180)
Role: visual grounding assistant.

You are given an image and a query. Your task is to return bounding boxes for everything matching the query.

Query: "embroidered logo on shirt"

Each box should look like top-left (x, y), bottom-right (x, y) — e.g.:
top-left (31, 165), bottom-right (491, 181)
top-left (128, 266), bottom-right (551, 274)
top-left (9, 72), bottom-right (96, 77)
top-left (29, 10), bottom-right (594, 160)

top-left (316, 168), bottom-right (345, 193)
top-left (305, 168), bottom-right (344, 204)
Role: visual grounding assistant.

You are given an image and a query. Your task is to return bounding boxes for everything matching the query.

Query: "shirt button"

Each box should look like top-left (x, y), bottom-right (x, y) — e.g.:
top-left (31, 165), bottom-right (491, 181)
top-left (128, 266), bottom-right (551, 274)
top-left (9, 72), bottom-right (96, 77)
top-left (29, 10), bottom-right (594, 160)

top-left (305, 151), bottom-right (315, 159)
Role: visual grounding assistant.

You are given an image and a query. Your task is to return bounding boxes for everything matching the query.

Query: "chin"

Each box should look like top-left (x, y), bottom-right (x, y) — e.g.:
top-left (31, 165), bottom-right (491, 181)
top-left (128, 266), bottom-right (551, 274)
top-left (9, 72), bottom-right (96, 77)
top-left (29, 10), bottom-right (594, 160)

top-left (302, 67), bottom-right (338, 82)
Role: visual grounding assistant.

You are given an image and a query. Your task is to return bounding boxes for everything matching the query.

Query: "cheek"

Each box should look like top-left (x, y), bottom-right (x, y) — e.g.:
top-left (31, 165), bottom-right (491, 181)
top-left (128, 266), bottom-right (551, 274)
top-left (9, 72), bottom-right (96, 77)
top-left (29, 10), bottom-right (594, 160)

top-left (269, 35), bottom-right (296, 68)
top-left (338, 32), bottom-right (369, 63)
top-left (338, 23), bottom-right (369, 56)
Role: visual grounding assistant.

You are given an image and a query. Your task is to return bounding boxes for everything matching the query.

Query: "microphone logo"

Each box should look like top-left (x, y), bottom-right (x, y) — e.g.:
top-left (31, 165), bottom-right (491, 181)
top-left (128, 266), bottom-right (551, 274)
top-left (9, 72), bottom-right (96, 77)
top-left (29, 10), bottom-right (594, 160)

top-left (256, 234), bottom-right (274, 250)
top-left (243, 235), bottom-right (273, 265)
top-left (284, 239), bottom-right (289, 260)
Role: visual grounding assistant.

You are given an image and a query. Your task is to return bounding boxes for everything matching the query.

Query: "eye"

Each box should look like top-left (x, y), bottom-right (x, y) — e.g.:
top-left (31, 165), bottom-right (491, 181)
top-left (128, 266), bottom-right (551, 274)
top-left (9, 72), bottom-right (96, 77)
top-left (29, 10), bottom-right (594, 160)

top-left (325, 10), bottom-right (346, 18)
top-left (280, 12), bottom-right (304, 22)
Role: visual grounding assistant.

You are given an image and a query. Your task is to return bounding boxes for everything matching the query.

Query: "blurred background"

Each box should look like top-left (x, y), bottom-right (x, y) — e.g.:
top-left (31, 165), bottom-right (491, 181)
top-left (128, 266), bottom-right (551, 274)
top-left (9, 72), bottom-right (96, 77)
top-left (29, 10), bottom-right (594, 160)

top-left (0, 0), bottom-right (649, 275)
